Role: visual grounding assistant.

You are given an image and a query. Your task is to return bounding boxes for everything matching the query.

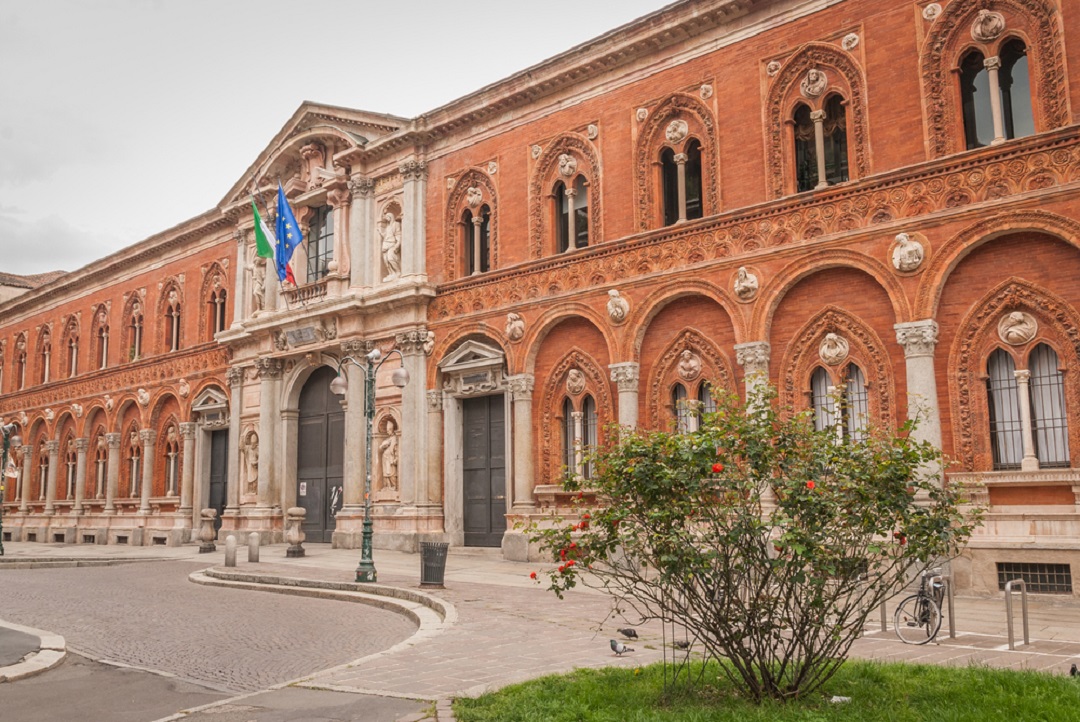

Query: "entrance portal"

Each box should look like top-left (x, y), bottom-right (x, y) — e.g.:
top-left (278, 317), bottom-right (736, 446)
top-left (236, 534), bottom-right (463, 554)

top-left (462, 394), bottom-right (506, 547)
top-left (297, 366), bottom-right (345, 543)
top-left (207, 429), bottom-right (228, 534)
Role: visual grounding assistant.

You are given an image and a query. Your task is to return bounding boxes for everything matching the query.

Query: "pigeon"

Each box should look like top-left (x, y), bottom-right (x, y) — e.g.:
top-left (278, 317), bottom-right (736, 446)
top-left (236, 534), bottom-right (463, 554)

top-left (616, 627), bottom-right (638, 640)
top-left (1071, 663), bottom-right (1077, 677)
top-left (610, 639), bottom-right (635, 656)
top-left (673, 640), bottom-right (691, 650)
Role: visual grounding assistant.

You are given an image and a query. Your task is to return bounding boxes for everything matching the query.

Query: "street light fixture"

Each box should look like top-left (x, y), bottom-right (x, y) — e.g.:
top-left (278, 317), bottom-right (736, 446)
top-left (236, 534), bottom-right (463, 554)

top-left (1, 422), bottom-right (22, 557)
top-left (331, 348), bottom-right (409, 582)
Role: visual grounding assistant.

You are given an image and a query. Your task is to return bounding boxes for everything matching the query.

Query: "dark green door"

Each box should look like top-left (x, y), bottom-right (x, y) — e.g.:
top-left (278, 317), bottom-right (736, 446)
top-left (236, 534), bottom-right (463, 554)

top-left (297, 367), bottom-right (345, 543)
top-left (462, 395), bottom-right (506, 547)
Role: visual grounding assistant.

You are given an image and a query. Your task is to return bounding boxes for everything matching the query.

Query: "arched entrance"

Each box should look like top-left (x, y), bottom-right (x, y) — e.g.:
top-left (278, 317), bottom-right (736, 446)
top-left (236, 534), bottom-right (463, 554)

top-left (297, 366), bottom-right (345, 543)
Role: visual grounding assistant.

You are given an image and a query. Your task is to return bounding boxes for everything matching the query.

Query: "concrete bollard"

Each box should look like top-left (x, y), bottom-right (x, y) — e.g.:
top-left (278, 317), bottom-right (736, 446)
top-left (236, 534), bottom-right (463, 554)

top-left (225, 534), bottom-right (237, 567)
top-left (285, 506), bottom-right (306, 558)
top-left (198, 509), bottom-right (217, 553)
top-left (248, 532), bottom-right (260, 563)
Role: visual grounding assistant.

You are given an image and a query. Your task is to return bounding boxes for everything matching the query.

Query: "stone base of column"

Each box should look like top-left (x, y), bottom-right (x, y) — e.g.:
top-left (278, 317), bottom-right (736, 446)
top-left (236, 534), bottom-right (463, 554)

top-left (500, 529), bottom-right (544, 562)
top-left (332, 508), bottom-right (445, 552)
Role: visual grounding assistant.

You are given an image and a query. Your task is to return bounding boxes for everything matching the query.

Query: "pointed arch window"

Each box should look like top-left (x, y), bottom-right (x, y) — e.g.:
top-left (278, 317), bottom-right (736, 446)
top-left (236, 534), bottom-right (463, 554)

top-left (999, 39), bottom-right (1034, 142)
top-left (844, 365), bottom-right (869, 442)
top-left (562, 397), bottom-right (577, 478)
top-left (810, 366), bottom-right (836, 432)
top-left (661, 140), bottom-right (703, 226)
top-left (582, 395), bottom-right (597, 481)
top-left (129, 304), bottom-right (144, 361)
top-left (207, 287), bottom-right (228, 338)
top-left (305, 205), bottom-right (334, 283)
top-left (554, 177), bottom-right (589, 252)
top-left (1028, 344), bottom-right (1069, 468)
top-left (698, 381), bottom-right (717, 416)
top-left (164, 292), bottom-right (182, 352)
top-left (962, 40), bottom-right (1034, 150)
top-left (97, 323), bottom-right (109, 369)
top-left (39, 331), bottom-right (51, 384)
top-left (127, 432), bottom-right (142, 498)
top-left (960, 49), bottom-right (994, 149)
top-left (986, 349), bottom-right (1023, 469)
top-left (65, 440), bottom-right (77, 500)
top-left (164, 427), bottom-right (180, 496)
top-left (463, 205), bottom-right (491, 275)
top-left (17, 341), bottom-right (27, 389)
top-left (94, 434), bottom-right (107, 499)
top-left (37, 442), bottom-right (48, 500)
top-left (794, 97), bottom-right (848, 193)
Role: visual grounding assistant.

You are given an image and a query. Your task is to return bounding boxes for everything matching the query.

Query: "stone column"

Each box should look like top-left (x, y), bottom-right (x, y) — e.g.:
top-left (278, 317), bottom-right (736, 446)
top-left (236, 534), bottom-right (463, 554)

top-left (735, 342), bottom-right (771, 402)
top-left (44, 440), bottom-right (59, 515)
top-left (232, 229), bottom-right (247, 323)
top-left (564, 187), bottom-right (578, 250)
top-left (893, 321), bottom-right (942, 449)
top-left (396, 329), bottom-right (433, 509)
top-left (609, 362), bottom-right (640, 428)
top-left (138, 430), bottom-right (156, 514)
top-left (226, 367), bottom-right (244, 515)
top-left (399, 160), bottom-right (427, 277)
top-left (348, 176), bottom-right (375, 288)
top-left (984, 56), bottom-right (1006, 145)
top-left (327, 186), bottom-right (352, 285)
top-left (674, 153), bottom-right (688, 222)
top-left (426, 390), bottom-right (444, 507)
top-left (73, 437), bottom-right (88, 514)
top-left (104, 433), bottom-right (120, 514)
top-left (571, 412), bottom-right (585, 477)
top-left (507, 374), bottom-right (535, 511)
top-left (340, 340), bottom-right (368, 511)
top-left (179, 422), bottom-right (196, 517)
top-left (470, 216), bottom-right (483, 275)
top-left (1014, 370), bottom-right (1039, 472)
top-left (255, 358), bottom-right (283, 509)
top-left (811, 109), bottom-right (828, 189)
top-left (18, 444), bottom-right (31, 513)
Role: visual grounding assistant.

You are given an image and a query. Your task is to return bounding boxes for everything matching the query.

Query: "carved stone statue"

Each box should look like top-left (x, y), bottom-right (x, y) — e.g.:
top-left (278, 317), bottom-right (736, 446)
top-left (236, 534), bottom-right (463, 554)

top-left (665, 119), bottom-right (689, 144)
top-left (44, 408), bottom-right (54, 421)
top-left (379, 419), bottom-right (399, 492)
top-left (566, 368), bottom-right (586, 395)
top-left (819, 333), bottom-right (850, 365)
top-left (103, 395), bottom-right (114, 412)
top-left (137, 388), bottom-right (150, 407)
top-left (380, 212), bottom-right (402, 282)
top-left (466, 186), bottom-right (483, 208)
top-left (734, 267), bottom-right (759, 300)
top-left (801, 68), bottom-right (828, 98)
top-left (244, 431), bottom-right (259, 494)
top-left (891, 233), bottom-right (925, 272)
top-left (971, 9), bottom-right (1006, 43)
top-left (72, 403), bottom-right (84, 417)
top-left (423, 330), bottom-right (436, 356)
top-left (557, 153), bottom-right (578, 178)
top-left (505, 312), bottom-right (525, 342)
top-left (677, 350), bottom-right (702, 381)
top-left (251, 259), bottom-right (266, 313)
top-left (998, 311), bottom-right (1038, 346)
top-left (607, 289), bottom-right (630, 324)
top-left (178, 378), bottom-right (190, 398)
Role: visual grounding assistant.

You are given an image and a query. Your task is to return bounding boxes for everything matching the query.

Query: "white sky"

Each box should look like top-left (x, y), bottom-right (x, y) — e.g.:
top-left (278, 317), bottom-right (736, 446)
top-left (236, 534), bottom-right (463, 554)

top-left (0, 0), bottom-right (667, 276)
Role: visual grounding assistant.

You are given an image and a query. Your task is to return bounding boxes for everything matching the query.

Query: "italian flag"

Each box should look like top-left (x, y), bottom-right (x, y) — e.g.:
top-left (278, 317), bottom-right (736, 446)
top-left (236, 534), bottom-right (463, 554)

top-left (252, 199), bottom-right (276, 259)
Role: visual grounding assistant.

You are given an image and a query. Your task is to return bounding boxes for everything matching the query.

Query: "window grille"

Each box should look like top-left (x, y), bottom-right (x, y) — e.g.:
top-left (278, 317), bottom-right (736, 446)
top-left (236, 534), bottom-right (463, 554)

top-left (1029, 344), bottom-right (1070, 467)
top-left (582, 395), bottom-right (597, 481)
top-left (844, 365), bottom-right (869, 442)
top-left (986, 350), bottom-right (1023, 469)
top-left (810, 367), bottom-right (835, 432)
top-left (997, 562), bottom-right (1072, 594)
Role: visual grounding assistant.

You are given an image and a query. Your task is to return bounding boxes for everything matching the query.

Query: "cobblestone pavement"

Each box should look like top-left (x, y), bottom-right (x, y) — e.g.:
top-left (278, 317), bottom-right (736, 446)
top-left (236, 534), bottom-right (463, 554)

top-left (0, 559), bottom-right (418, 693)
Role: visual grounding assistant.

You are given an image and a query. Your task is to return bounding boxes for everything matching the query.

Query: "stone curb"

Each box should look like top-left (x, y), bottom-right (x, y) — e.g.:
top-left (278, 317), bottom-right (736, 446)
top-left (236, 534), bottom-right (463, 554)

top-left (0, 557), bottom-right (173, 570)
top-left (0, 619), bottom-right (67, 683)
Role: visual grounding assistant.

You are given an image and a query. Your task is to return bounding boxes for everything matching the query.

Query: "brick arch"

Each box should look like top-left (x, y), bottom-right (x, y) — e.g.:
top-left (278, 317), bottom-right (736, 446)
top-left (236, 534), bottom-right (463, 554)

top-left (753, 249), bottom-right (909, 340)
top-left (948, 279), bottom-right (1080, 472)
top-left (645, 328), bottom-right (736, 429)
top-left (538, 347), bottom-right (614, 486)
top-left (916, 210), bottom-right (1080, 319)
top-left (198, 261), bottom-right (228, 343)
top-left (530, 133), bottom-right (603, 258)
top-left (523, 304), bottom-right (615, 377)
top-left (627, 281), bottom-right (744, 360)
top-left (764, 41), bottom-right (870, 198)
top-left (56, 415), bottom-right (77, 501)
top-left (920, 0), bottom-right (1068, 159)
top-left (157, 278), bottom-right (184, 352)
top-left (779, 306), bottom-right (895, 427)
top-left (444, 168), bottom-right (498, 281)
top-left (120, 293), bottom-right (146, 363)
top-left (35, 323), bottom-right (52, 384)
top-left (635, 92), bottom-right (719, 231)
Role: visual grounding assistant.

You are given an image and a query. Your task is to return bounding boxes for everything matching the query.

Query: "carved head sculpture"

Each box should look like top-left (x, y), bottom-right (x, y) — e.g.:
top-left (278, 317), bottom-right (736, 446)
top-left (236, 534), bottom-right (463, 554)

top-left (998, 311), bottom-right (1038, 346)
top-left (971, 9), bottom-right (1006, 43)
top-left (466, 186), bottom-right (483, 208)
top-left (607, 289), bottom-right (630, 323)
top-left (801, 68), bottom-right (828, 98)
top-left (677, 350), bottom-right (702, 381)
top-left (566, 368), bottom-right (587, 395)
top-left (819, 332), bottom-right (850, 365)
top-left (665, 119), bottom-right (689, 144)
top-left (557, 153), bottom-right (578, 178)
top-left (505, 312), bottom-right (525, 342)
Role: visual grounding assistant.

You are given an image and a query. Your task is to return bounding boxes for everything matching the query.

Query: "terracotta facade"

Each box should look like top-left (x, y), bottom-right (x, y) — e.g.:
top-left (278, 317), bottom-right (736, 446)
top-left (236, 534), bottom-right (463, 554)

top-left (3, 0), bottom-right (1080, 593)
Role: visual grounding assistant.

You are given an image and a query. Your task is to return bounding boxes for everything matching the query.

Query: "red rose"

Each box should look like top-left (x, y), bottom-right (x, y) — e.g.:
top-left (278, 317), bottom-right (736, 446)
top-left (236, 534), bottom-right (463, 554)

top-left (712, 463), bottom-right (724, 473)
top-left (529, 571), bottom-right (537, 580)
top-left (582, 513), bottom-right (591, 520)
top-left (578, 491), bottom-right (584, 499)
top-left (899, 536), bottom-right (907, 545)
top-left (558, 564), bottom-right (566, 573)
top-left (560, 549), bottom-right (567, 560)
top-left (569, 542), bottom-right (577, 550)
top-left (806, 480), bottom-right (816, 490)
top-left (566, 559), bottom-right (575, 567)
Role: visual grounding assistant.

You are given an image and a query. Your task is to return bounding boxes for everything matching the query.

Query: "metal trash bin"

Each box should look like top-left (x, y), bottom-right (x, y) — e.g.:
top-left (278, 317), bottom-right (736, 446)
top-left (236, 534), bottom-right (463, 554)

top-left (420, 541), bottom-right (450, 588)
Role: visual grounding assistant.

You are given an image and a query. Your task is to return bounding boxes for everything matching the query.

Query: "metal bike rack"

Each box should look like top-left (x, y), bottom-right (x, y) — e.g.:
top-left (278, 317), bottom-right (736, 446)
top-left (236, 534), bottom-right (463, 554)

top-left (931, 573), bottom-right (956, 639)
top-left (880, 597), bottom-right (888, 632)
top-left (1004, 578), bottom-right (1030, 650)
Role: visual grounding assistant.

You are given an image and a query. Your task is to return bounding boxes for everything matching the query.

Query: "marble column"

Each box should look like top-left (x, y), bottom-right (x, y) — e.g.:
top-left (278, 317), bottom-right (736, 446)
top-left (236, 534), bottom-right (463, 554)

top-left (348, 176), bottom-right (375, 288)
top-left (1014, 370), bottom-right (1040, 472)
top-left (984, 56), bottom-right (1006, 146)
top-left (18, 444), bottom-right (31, 513)
top-left (179, 422), bottom-right (196, 517)
top-left (811, 109), bottom-right (828, 189)
top-left (564, 187), bottom-right (578, 249)
top-left (340, 340), bottom-right (368, 511)
top-left (44, 440), bottom-right (59, 515)
top-left (225, 367), bottom-right (244, 515)
top-left (425, 390), bottom-right (444, 507)
top-left (507, 374), bottom-right (535, 511)
top-left (104, 433), bottom-right (120, 514)
top-left (73, 437), bottom-right (88, 514)
top-left (399, 160), bottom-right (427, 278)
top-left (609, 362), bottom-right (640, 428)
top-left (138, 429), bottom-right (156, 514)
top-left (396, 329), bottom-right (433, 509)
top-left (255, 358), bottom-right (283, 509)
top-left (327, 186), bottom-right (352, 286)
top-left (674, 153), bottom-right (688, 222)
top-left (232, 229), bottom-right (247, 324)
top-left (734, 342), bottom-right (771, 403)
top-left (893, 321), bottom-right (942, 449)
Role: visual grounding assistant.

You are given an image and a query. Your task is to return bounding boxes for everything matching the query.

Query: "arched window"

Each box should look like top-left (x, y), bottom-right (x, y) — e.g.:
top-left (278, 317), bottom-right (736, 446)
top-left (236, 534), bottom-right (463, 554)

top-left (464, 205), bottom-right (491, 275)
top-left (306, 205), bottom-right (334, 283)
top-left (698, 381), bottom-right (716, 416)
top-left (97, 323), bottom-right (109, 370)
top-left (64, 320), bottom-right (79, 378)
top-left (794, 103), bottom-right (817, 192)
top-left (794, 97), bottom-right (848, 193)
top-left (661, 148), bottom-right (679, 226)
top-left (810, 367), bottom-right (835, 432)
top-left (986, 349), bottom-right (1023, 469)
top-left (127, 431), bottom-right (142, 498)
top-left (960, 49), bottom-right (994, 149)
top-left (1028, 344), bottom-right (1069, 468)
top-left (672, 383), bottom-right (694, 434)
top-left (65, 439), bottom-right (77, 500)
top-left (16, 336), bottom-right (27, 389)
top-left (94, 433), bottom-right (107, 499)
top-left (208, 287), bottom-right (227, 337)
top-left (1000, 39), bottom-right (1035, 142)
top-left (562, 397), bottom-right (576, 478)
top-left (684, 139), bottom-right (703, 221)
top-left (582, 395), bottom-right (597, 481)
top-left (164, 426), bottom-right (180, 496)
top-left (37, 441), bottom-right (48, 500)
top-left (844, 364), bottom-right (869, 442)
top-left (129, 302), bottom-right (144, 361)
top-left (164, 290), bottom-right (182, 353)
top-left (554, 177), bottom-right (589, 252)
top-left (660, 141), bottom-right (704, 226)
top-left (822, 96), bottom-right (848, 186)
top-left (39, 329), bottom-right (51, 384)
top-left (554, 180), bottom-right (568, 253)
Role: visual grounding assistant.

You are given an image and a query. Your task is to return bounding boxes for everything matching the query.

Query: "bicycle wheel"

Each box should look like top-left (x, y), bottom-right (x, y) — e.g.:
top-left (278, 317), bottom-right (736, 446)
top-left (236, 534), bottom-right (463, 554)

top-left (894, 594), bottom-right (942, 645)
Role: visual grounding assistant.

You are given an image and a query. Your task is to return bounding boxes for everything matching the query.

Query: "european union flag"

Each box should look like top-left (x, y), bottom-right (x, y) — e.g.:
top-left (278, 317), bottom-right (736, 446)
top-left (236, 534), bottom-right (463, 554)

top-left (275, 182), bottom-right (303, 282)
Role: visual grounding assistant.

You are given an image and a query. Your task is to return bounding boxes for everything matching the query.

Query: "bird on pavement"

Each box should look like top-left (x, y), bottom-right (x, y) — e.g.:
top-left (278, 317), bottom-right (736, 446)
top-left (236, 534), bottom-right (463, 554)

top-left (610, 639), bottom-right (635, 656)
top-left (616, 627), bottom-right (638, 640)
top-left (1071, 663), bottom-right (1077, 677)
top-left (673, 640), bottom-right (691, 650)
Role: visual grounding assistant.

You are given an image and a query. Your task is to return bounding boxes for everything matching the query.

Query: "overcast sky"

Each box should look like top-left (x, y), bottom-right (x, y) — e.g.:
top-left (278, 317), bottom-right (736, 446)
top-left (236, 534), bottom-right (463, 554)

top-left (0, 0), bottom-right (667, 276)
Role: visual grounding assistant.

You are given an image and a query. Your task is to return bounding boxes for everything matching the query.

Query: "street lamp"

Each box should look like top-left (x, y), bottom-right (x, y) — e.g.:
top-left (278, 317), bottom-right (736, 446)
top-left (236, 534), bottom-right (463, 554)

top-left (1, 422), bottom-right (22, 557)
top-left (330, 348), bottom-right (409, 582)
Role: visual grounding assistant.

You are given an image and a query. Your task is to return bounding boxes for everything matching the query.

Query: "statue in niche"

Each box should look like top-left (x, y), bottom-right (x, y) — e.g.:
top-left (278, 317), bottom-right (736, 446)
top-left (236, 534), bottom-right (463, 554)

top-left (244, 431), bottom-right (259, 495)
top-left (819, 333), bottom-right (850, 365)
top-left (607, 289), bottom-right (630, 324)
top-left (379, 419), bottom-right (399, 492)
top-left (380, 212), bottom-right (402, 282)
top-left (734, 267), bottom-right (759, 300)
top-left (505, 312), bottom-right (525, 342)
top-left (891, 233), bottom-right (925, 272)
top-left (567, 368), bottom-right (586, 395)
top-left (801, 68), bottom-right (828, 98)
top-left (998, 311), bottom-right (1038, 346)
top-left (251, 259), bottom-right (266, 312)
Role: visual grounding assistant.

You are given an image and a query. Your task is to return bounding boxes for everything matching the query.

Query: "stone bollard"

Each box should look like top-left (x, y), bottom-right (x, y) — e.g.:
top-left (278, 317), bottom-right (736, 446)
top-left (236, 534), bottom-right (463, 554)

top-left (285, 506), bottom-right (306, 558)
top-left (225, 534), bottom-right (237, 567)
top-left (198, 509), bottom-right (218, 553)
top-left (248, 532), bottom-right (260, 563)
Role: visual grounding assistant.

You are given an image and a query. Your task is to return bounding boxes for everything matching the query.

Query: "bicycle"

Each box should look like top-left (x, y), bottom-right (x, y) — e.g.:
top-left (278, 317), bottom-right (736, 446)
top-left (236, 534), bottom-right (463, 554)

top-left (894, 569), bottom-right (945, 645)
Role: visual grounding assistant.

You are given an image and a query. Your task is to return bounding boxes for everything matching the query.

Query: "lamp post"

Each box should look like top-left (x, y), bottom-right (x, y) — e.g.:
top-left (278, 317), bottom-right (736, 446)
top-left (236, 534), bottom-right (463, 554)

top-left (330, 347), bottom-right (409, 582)
top-left (1, 422), bottom-right (22, 557)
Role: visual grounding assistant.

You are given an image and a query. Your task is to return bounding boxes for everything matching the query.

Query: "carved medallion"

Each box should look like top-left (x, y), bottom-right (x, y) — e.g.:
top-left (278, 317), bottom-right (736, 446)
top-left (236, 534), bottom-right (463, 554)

top-left (636, 108), bottom-right (648, 122)
top-left (922, 3), bottom-right (941, 22)
top-left (841, 33), bottom-right (859, 51)
top-left (586, 124), bottom-right (599, 140)
top-left (971, 10), bottom-right (1005, 43)
top-left (997, 312), bottom-right (1038, 346)
top-left (733, 266), bottom-right (759, 301)
top-left (566, 368), bottom-right (586, 395)
top-left (677, 350), bottom-right (702, 381)
top-left (487, 161), bottom-right (498, 175)
top-left (891, 232), bottom-right (925, 273)
top-left (606, 289), bottom-right (630, 324)
top-left (699, 84), bottom-right (713, 100)
top-left (530, 144), bottom-right (542, 159)
top-left (466, 186), bottom-right (483, 208)
top-left (819, 333), bottom-right (849, 366)
top-left (505, 312), bottom-right (525, 343)
top-left (800, 68), bottom-right (828, 98)
top-left (557, 153), bottom-right (578, 178)
top-left (766, 60), bottom-right (781, 77)
top-left (665, 119), bottom-right (689, 144)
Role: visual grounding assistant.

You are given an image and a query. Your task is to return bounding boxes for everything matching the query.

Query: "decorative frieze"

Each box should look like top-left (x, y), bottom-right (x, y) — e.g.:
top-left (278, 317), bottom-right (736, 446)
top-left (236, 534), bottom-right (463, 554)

top-left (254, 358), bottom-right (284, 379)
top-left (396, 328), bottom-right (435, 356)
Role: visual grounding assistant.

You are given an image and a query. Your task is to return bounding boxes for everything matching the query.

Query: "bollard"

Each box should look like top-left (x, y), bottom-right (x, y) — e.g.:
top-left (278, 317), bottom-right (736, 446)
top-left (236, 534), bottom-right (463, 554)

top-left (1004, 578), bottom-right (1030, 650)
top-left (198, 509), bottom-right (217, 553)
top-left (225, 534), bottom-right (237, 567)
top-left (285, 507), bottom-right (306, 558)
top-left (248, 532), bottom-right (260, 563)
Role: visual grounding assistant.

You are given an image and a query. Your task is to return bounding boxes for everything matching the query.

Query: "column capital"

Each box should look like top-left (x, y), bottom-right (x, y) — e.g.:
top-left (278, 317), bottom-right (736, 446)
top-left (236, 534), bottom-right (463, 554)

top-left (226, 366), bottom-right (245, 387)
top-left (983, 55), bottom-right (1001, 71)
top-left (341, 339), bottom-right (373, 357)
top-left (395, 328), bottom-right (435, 356)
top-left (105, 433), bottom-right (122, 448)
top-left (74, 437), bottom-right (90, 453)
top-left (179, 422), bottom-right (197, 440)
top-left (810, 109), bottom-right (827, 122)
top-left (348, 175), bottom-right (375, 197)
top-left (20, 443), bottom-right (33, 455)
top-left (609, 362), bottom-right (640, 392)
top-left (426, 389), bottom-right (443, 412)
top-left (45, 440), bottom-right (60, 454)
top-left (399, 160), bottom-right (428, 182)
top-left (254, 357), bottom-right (284, 379)
top-left (506, 374), bottom-right (535, 401)
top-left (894, 320), bottom-right (939, 358)
top-left (673, 152), bottom-right (688, 164)
top-left (139, 429), bottom-right (157, 445)
top-left (734, 342), bottom-right (771, 374)
top-left (1014, 369), bottom-right (1031, 382)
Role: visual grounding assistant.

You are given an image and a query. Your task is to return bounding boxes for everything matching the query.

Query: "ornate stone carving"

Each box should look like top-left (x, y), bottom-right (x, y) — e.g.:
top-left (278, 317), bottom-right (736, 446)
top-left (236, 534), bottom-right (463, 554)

top-left (800, 68), bottom-right (828, 98)
top-left (251, 258), bottom-right (266, 313)
top-left (665, 119), bottom-right (689, 144)
top-left (971, 9), bottom-right (1006, 42)
top-left (71, 403), bottom-right (83, 418)
top-left (136, 388), bottom-right (150, 407)
top-left (677, 350), bottom-right (702, 381)
top-left (273, 330), bottom-right (288, 352)
top-left (894, 320), bottom-right (940, 358)
top-left (530, 144), bottom-right (542, 159)
top-left (922, 3), bottom-right (941, 22)
top-left (506, 374), bottom-right (535, 401)
top-left (609, 362), bottom-right (640, 393)
top-left (733, 266), bottom-right (759, 301)
top-left (423, 330), bottom-right (436, 356)
top-left (557, 153), bottom-right (578, 178)
top-left (314, 319), bottom-right (337, 342)
top-left (396, 328), bottom-right (433, 356)
top-left (379, 418), bottom-right (399, 492)
top-left (426, 389), bottom-right (443, 412)
top-left (243, 430), bottom-right (259, 494)
top-left (505, 312), bottom-right (525, 342)
top-left (254, 357), bottom-right (283, 379)
top-left (529, 133), bottom-right (603, 258)
top-left (466, 186), bottom-right (483, 208)
top-left (819, 333), bottom-right (849, 365)
top-left (636, 108), bottom-right (648, 122)
top-left (841, 33), bottom-right (859, 51)
top-left (226, 367), bottom-right (243, 388)
top-left (766, 60), bottom-right (782, 76)
top-left (587, 124), bottom-right (599, 140)
top-left (566, 368), bottom-right (586, 396)
top-left (341, 339), bottom-right (371, 357)
top-left (647, 330), bottom-right (733, 427)
top-left (735, 342), bottom-right (771, 374)
top-left (998, 311), bottom-right (1039, 345)
top-left (348, 175), bottom-right (374, 197)
top-left (177, 378), bottom-right (190, 398)
top-left (103, 395), bottom-right (114, 412)
top-left (399, 160), bottom-right (427, 182)
top-left (699, 84), bottom-right (713, 100)
top-left (606, 289), bottom-right (630, 324)
top-left (44, 408), bottom-right (54, 421)
top-left (380, 212), bottom-right (402, 282)
top-left (540, 350), bottom-right (613, 484)
top-left (487, 161), bottom-right (498, 175)
top-left (891, 232), bottom-right (926, 272)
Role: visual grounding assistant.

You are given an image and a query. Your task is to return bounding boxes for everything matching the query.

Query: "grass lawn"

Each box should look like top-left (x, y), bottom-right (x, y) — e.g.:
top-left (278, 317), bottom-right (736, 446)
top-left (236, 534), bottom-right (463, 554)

top-left (453, 659), bottom-right (1080, 721)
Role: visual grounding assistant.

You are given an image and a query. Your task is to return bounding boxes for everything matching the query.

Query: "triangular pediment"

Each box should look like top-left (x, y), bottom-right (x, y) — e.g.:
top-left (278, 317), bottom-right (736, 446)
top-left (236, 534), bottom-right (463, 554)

top-left (438, 340), bottom-right (506, 373)
top-left (191, 386), bottom-right (229, 412)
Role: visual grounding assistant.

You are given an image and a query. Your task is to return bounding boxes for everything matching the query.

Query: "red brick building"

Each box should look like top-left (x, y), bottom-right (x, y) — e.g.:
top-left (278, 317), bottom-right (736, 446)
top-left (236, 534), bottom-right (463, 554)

top-left (3, 0), bottom-right (1079, 594)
